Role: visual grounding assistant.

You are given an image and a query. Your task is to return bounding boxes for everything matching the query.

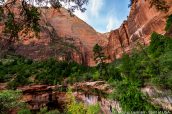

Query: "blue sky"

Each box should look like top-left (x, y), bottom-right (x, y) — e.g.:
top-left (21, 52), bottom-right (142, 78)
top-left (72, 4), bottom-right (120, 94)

top-left (74, 0), bottom-right (130, 33)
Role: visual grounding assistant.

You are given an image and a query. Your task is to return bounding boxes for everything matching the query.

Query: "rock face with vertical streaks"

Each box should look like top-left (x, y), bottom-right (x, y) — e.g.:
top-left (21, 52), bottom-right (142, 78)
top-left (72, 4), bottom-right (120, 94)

top-left (0, 6), bottom-right (106, 66)
top-left (0, 0), bottom-right (172, 65)
top-left (106, 0), bottom-right (172, 61)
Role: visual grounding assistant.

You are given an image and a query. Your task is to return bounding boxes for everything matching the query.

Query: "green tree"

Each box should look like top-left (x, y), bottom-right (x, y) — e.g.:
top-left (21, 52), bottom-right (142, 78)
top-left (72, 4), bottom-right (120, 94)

top-left (93, 44), bottom-right (108, 77)
top-left (0, 90), bottom-right (24, 114)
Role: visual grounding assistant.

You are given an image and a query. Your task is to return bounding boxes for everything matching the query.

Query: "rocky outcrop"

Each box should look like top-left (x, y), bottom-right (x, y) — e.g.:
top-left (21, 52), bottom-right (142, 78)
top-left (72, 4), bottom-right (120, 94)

top-left (141, 86), bottom-right (172, 111)
top-left (73, 92), bottom-right (121, 113)
top-left (16, 81), bottom-right (121, 113)
top-left (72, 81), bottom-right (113, 94)
top-left (17, 85), bottom-right (67, 112)
top-left (0, 83), bottom-right (7, 90)
top-left (2, 81), bottom-right (172, 113)
top-left (106, 0), bottom-right (172, 61)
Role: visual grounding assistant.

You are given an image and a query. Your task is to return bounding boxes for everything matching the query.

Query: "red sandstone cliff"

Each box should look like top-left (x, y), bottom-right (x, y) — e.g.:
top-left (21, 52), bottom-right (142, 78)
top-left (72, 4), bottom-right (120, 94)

top-left (106, 0), bottom-right (172, 61)
top-left (0, 0), bottom-right (172, 66)
top-left (0, 5), bottom-right (105, 66)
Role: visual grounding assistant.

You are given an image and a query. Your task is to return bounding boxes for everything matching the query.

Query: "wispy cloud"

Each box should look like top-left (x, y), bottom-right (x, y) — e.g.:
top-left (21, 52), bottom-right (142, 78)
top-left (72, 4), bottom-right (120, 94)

top-left (74, 10), bottom-right (88, 22)
top-left (89, 0), bottom-right (104, 17)
top-left (106, 16), bottom-right (121, 32)
top-left (106, 17), bottom-right (114, 32)
top-left (74, 0), bottom-right (104, 21)
top-left (72, 0), bottom-right (129, 33)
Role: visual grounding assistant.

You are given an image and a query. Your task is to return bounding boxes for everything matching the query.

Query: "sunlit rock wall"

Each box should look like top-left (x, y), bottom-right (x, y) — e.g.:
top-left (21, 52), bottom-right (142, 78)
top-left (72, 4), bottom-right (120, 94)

top-left (106, 0), bottom-right (172, 61)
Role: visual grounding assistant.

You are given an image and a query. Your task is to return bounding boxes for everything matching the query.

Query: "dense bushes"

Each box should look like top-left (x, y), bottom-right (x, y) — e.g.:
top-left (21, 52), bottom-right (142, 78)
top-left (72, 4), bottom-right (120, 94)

top-left (0, 55), bottom-right (93, 88)
top-left (108, 32), bottom-right (172, 111)
top-left (112, 32), bottom-right (172, 89)
top-left (148, 33), bottom-right (172, 89)
top-left (112, 79), bottom-right (157, 111)
top-left (0, 55), bottom-right (33, 89)
top-left (0, 90), bottom-right (24, 114)
top-left (109, 54), bottom-right (158, 111)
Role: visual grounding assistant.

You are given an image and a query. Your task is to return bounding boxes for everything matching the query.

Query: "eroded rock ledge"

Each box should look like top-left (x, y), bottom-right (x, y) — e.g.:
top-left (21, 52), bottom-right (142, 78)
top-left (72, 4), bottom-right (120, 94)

top-left (16, 81), bottom-right (121, 113)
top-left (10, 81), bottom-right (171, 113)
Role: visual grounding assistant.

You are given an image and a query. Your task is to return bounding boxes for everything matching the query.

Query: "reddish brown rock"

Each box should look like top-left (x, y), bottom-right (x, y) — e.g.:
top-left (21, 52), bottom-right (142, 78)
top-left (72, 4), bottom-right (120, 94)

top-left (72, 81), bottom-right (113, 94)
top-left (0, 0), bottom-right (172, 65)
top-left (141, 86), bottom-right (172, 111)
top-left (14, 7), bottom-right (103, 66)
top-left (16, 81), bottom-right (120, 113)
top-left (0, 83), bottom-right (7, 90)
top-left (0, 4), bottom-right (105, 66)
top-left (106, 0), bottom-right (172, 61)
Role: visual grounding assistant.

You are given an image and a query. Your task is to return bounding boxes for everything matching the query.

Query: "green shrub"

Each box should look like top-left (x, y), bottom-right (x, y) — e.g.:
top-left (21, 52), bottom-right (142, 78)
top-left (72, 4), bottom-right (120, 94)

top-left (0, 90), bottom-right (24, 114)
top-left (92, 71), bottom-right (100, 81)
top-left (87, 104), bottom-right (100, 114)
top-left (148, 32), bottom-right (172, 89)
top-left (66, 88), bottom-right (86, 114)
top-left (165, 14), bottom-right (172, 31)
top-left (149, 32), bottom-right (171, 57)
top-left (0, 54), bottom-right (91, 86)
top-left (66, 88), bottom-right (100, 114)
top-left (7, 77), bottom-right (31, 90)
top-left (108, 32), bottom-right (172, 111)
top-left (0, 54), bottom-right (93, 86)
top-left (34, 59), bottom-right (88, 85)
top-left (151, 51), bottom-right (172, 89)
top-left (18, 109), bottom-right (31, 114)
top-left (38, 107), bottom-right (60, 114)
top-left (112, 79), bottom-right (157, 111)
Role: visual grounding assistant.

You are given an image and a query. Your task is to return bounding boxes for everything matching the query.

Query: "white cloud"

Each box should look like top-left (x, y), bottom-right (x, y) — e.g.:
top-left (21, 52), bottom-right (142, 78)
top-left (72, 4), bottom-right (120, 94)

top-left (73, 10), bottom-right (88, 22)
top-left (106, 16), bottom-right (121, 32)
top-left (89, 0), bottom-right (104, 17)
top-left (74, 0), bottom-right (104, 20)
top-left (72, 0), bottom-right (127, 33)
top-left (106, 17), bottom-right (114, 32)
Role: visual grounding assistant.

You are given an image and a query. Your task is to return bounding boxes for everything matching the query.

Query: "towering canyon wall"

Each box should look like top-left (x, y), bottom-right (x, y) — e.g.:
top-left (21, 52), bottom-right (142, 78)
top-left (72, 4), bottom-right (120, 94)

top-left (0, 6), bottom-right (105, 66)
top-left (16, 8), bottom-right (104, 66)
top-left (0, 0), bottom-right (172, 66)
top-left (106, 0), bottom-right (172, 61)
